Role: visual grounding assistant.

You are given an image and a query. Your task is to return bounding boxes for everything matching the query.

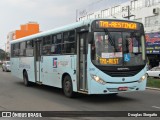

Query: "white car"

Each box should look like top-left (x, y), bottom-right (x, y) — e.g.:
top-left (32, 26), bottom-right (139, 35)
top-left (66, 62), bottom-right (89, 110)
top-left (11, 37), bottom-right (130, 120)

top-left (147, 67), bottom-right (160, 78)
top-left (2, 61), bottom-right (11, 72)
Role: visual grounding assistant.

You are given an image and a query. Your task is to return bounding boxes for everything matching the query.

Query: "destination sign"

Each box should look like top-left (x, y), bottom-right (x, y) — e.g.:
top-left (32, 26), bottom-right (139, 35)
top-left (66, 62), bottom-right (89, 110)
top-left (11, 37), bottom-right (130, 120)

top-left (97, 21), bottom-right (138, 30)
top-left (99, 58), bottom-right (119, 65)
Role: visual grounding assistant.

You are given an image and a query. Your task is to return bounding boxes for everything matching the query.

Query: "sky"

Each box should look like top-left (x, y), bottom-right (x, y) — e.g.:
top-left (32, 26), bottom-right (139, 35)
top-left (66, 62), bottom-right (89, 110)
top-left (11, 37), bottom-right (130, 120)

top-left (0, 0), bottom-right (99, 50)
top-left (0, 0), bottom-right (128, 50)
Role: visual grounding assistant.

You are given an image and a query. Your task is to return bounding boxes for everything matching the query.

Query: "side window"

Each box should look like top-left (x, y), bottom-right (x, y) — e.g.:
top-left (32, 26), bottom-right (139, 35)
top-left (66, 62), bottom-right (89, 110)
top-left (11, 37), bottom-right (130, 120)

top-left (26, 40), bottom-right (34, 56)
top-left (54, 33), bottom-right (62, 54)
top-left (42, 36), bottom-right (51, 55)
top-left (11, 44), bottom-right (15, 57)
top-left (51, 35), bottom-right (56, 54)
top-left (26, 40), bottom-right (33, 48)
top-left (20, 42), bottom-right (26, 56)
top-left (62, 30), bottom-right (75, 54)
top-left (14, 43), bottom-right (20, 57)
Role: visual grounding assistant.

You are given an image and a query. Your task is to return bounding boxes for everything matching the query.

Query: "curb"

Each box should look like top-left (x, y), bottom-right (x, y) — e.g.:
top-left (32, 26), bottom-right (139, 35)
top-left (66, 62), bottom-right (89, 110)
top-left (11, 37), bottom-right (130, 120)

top-left (146, 87), bottom-right (160, 91)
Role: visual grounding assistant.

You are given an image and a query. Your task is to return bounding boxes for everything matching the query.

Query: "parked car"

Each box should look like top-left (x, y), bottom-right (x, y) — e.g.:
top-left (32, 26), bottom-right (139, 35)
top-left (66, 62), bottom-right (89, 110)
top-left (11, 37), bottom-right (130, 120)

top-left (2, 61), bottom-right (11, 72)
top-left (0, 60), bottom-right (2, 65)
top-left (147, 67), bottom-right (160, 78)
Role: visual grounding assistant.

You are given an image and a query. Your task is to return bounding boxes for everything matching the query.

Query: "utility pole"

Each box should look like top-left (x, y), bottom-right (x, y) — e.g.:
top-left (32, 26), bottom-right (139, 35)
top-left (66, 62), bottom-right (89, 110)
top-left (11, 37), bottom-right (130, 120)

top-left (122, 5), bottom-right (135, 20)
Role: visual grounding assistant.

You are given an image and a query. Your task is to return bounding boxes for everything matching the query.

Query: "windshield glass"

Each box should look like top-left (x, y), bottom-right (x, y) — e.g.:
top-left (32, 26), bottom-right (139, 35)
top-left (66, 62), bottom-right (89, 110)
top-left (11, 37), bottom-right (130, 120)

top-left (91, 31), bottom-right (146, 66)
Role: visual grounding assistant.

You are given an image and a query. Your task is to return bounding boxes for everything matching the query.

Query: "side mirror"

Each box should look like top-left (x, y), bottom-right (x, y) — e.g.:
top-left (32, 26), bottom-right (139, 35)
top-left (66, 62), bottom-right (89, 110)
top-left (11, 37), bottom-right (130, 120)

top-left (88, 32), bottom-right (94, 44)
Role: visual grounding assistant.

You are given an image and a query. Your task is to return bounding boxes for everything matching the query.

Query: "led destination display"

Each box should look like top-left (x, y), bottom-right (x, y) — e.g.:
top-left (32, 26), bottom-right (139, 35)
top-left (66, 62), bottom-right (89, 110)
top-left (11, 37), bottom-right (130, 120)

top-left (97, 21), bottom-right (139, 30)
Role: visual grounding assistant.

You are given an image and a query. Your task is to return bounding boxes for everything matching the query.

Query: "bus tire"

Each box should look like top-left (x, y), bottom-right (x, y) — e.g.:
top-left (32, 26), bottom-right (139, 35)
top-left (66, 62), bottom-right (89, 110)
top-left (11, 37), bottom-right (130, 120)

top-left (62, 75), bottom-right (74, 98)
top-left (23, 71), bottom-right (30, 86)
top-left (110, 93), bottom-right (118, 96)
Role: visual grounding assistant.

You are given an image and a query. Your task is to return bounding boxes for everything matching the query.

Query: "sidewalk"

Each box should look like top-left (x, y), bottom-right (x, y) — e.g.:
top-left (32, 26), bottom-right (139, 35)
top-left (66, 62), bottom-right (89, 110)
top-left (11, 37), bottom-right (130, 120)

top-left (146, 87), bottom-right (160, 91)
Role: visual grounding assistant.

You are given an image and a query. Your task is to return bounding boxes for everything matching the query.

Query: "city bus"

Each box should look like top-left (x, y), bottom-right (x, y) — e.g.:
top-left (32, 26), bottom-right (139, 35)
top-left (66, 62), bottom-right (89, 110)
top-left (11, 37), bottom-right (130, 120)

top-left (10, 19), bottom-right (147, 97)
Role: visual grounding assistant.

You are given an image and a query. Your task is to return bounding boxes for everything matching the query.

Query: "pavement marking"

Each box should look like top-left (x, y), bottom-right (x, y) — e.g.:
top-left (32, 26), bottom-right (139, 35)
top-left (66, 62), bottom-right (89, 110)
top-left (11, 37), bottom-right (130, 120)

top-left (152, 106), bottom-right (160, 109)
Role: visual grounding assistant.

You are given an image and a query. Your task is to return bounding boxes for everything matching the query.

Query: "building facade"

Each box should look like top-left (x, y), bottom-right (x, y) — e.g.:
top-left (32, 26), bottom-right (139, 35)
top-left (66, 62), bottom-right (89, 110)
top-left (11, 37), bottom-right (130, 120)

top-left (77, 0), bottom-right (160, 67)
top-left (6, 22), bottom-right (40, 55)
top-left (6, 31), bottom-right (15, 53)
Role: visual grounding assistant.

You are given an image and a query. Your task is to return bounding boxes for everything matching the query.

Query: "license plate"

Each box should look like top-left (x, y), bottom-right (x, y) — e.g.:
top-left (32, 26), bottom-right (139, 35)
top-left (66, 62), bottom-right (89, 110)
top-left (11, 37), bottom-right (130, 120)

top-left (118, 87), bottom-right (128, 91)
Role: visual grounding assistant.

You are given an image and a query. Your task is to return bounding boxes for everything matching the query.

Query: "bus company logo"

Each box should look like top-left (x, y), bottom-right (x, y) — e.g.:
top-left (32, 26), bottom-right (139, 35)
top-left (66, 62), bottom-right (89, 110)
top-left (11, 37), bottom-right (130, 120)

top-left (53, 58), bottom-right (57, 68)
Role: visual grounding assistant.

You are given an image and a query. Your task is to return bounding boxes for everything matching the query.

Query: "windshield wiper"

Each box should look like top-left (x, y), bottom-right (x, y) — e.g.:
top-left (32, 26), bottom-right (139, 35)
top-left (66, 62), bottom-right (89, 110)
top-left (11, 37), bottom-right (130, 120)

top-left (104, 29), bottom-right (117, 52)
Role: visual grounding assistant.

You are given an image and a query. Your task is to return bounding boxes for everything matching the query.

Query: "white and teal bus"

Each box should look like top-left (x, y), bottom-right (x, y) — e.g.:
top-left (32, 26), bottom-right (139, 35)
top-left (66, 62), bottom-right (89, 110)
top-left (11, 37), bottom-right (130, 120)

top-left (10, 19), bottom-right (147, 97)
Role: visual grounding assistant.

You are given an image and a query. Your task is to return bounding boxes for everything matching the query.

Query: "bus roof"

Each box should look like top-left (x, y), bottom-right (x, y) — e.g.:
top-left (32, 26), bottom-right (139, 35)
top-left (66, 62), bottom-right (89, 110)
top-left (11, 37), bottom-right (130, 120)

top-left (10, 19), bottom-right (92, 44)
top-left (10, 18), bottom-right (140, 44)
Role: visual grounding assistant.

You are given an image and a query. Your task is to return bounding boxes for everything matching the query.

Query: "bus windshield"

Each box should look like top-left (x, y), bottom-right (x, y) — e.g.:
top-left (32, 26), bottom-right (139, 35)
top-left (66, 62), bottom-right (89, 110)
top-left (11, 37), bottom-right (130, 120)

top-left (91, 31), bottom-right (146, 66)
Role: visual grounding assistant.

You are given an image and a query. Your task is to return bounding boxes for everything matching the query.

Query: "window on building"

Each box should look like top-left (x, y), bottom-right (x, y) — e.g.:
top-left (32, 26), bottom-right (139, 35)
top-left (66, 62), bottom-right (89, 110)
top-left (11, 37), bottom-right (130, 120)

top-left (131, 0), bottom-right (143, 10)
top-left (145, 15), bottom-right (159, 27)
top-left (101, 9), bottom-right (110, 18)
top-left (80, 16), bottom-right (87, 21)
top-left (111, 6), bottom-right (121, 15)
top-left (62, 30), bottom-right (75, 54)
top-left (87, 14), bottom-right (94, 19)
top-left (145, 0), bottom-right (152, 6)
top-left (153, 0), bottom-right (160, 5)
top-left (134, 18), bottom-right (142, 23)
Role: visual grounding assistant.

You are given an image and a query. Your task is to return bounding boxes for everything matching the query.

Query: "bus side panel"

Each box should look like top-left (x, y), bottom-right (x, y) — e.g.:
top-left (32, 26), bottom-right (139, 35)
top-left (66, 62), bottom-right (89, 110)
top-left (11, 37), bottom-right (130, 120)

top-left (57, 55), bottom-right (77, 91)
top-left (11, 58), bottom-right (20, 79)
top-left (19, 57), bottom-right (35, 82)
top-left (41, 56), bottom-right (59, 87)
top-left (41, 55), bottom-right (77, 91)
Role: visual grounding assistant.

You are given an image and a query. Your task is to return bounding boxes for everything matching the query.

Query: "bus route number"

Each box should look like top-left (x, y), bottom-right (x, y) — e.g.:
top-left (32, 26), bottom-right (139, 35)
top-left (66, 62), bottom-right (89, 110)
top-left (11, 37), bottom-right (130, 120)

top-left (99, 58), bottom-right (119, 65)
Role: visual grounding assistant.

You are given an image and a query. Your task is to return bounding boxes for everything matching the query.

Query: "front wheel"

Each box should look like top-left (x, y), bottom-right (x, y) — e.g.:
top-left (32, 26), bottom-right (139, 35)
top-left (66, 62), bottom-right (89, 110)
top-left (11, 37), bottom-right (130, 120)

top-left (62, 75), bottom-right (74, 98)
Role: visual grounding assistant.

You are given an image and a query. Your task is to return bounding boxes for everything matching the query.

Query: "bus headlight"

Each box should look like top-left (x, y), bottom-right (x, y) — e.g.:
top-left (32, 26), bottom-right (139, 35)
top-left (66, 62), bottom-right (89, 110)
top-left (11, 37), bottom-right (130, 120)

top-left (90, 74), bottom-right (106, 85)
top-left (138, 74), bottom-right (147, 83)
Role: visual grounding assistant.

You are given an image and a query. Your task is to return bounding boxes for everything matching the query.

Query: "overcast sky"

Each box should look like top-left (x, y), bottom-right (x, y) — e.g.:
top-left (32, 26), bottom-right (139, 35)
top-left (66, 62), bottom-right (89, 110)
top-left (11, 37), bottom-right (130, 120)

top-left (0, 0), bottom-right (100, 50)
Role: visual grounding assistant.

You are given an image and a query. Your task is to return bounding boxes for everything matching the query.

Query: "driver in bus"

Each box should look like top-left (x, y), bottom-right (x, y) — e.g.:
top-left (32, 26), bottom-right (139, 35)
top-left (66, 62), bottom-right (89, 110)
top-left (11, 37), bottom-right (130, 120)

top-left (95, 33), bottom-right (103, 57)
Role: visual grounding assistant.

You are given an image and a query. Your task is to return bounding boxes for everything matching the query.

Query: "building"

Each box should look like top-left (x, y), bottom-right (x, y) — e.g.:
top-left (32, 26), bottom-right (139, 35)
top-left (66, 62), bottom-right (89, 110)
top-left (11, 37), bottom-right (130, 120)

top-left (6, 31), bottom-right (15, 53)
top-left (6, 22), bottom-right (40, 54)
top-left (77, 0), bottom-right (160, 67)
top-left (13, 22), bottom-right (40, 39)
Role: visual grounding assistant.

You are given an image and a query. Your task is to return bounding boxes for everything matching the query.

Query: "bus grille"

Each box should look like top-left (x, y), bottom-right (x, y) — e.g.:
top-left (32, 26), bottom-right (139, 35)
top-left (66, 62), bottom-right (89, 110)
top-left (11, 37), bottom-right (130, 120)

top-left (102, 70), bottom-right (140, 77)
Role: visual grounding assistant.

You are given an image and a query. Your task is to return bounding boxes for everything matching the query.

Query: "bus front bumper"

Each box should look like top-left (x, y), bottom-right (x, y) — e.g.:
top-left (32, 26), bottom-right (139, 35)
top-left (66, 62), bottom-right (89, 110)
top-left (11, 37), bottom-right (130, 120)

top-left (89, 79), bottom-right (147, 94)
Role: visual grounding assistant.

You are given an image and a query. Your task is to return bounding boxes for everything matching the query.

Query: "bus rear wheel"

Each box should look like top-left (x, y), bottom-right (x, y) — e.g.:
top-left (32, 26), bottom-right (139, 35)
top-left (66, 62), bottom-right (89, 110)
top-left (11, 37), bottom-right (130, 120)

top-left (23, 71), bottom-right (30, 86)
top-left (62, 75), bottom-right (74, 98)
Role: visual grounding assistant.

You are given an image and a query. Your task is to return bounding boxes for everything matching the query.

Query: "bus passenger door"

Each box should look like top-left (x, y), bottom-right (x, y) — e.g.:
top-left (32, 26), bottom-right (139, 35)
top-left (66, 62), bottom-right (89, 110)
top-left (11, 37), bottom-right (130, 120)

top-left (34, 40), bottom-right (42, 84)
top-left (77, 32), bottom-right (88, 92)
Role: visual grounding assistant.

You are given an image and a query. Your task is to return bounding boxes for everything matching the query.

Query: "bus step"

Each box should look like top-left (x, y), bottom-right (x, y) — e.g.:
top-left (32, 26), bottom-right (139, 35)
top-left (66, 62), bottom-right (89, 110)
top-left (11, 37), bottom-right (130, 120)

top-left (36, 81), bottom-right (42, 85)
top-left (77, 90), bottom-right (88, 94)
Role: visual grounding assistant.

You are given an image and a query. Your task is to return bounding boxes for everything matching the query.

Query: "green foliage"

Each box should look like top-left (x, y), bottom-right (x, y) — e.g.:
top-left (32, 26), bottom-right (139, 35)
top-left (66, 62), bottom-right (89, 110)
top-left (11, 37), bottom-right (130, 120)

top-left (147, 77), bottom-right (160, 88)
top-left (0, 49), bottom-right (6, 60)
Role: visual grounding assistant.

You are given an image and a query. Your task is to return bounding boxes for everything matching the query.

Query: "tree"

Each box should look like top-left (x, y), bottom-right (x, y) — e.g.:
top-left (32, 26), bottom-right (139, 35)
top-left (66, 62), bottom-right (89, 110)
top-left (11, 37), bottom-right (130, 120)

top-left (0, 49), bottom-right (7, 61)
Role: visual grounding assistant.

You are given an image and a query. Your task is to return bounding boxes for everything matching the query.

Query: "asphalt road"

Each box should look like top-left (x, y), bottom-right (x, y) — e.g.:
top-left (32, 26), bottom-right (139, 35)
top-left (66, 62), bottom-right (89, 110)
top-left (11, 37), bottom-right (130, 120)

top-left (0, 70), bottom-right (160, 120)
